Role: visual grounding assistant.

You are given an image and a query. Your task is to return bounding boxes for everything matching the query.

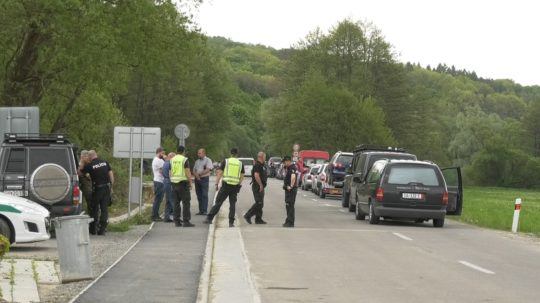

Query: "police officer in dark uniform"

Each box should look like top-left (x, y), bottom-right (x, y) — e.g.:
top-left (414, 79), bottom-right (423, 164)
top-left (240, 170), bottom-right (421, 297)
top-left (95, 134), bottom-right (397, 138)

top-left (204, 148), bottom-right (244, 227)
top-left (82, 150), bottom-right (114, 235)
top-left (244, 151), bottom-right (268, 224)
top-left (282, 156), bottom-right (298, 228)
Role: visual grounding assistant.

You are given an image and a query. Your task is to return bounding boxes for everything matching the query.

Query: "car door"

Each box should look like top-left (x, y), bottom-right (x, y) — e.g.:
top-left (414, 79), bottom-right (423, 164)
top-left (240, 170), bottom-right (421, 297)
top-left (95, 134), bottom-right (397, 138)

top-left (441, 167), bottom-right (463, 215)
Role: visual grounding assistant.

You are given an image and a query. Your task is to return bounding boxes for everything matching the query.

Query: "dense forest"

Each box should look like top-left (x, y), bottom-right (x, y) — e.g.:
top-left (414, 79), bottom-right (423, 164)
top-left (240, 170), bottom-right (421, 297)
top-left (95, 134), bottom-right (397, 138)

top-left (1, 1), bottom-right (540, 188)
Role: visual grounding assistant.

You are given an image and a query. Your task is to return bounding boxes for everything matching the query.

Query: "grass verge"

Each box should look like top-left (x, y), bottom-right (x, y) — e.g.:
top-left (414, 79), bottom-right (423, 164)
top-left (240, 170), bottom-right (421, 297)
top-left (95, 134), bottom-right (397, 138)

top-left (108, 207), bottom-right (153, 232)
top-left (458, 186), bottom-right (540, 236)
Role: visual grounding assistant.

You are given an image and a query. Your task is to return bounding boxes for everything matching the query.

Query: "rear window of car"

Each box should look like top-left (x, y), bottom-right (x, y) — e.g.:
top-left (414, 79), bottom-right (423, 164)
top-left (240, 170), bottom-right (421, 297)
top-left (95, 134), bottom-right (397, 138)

top-left (29, 148), bottom-right (70, 173)
top-left (386, 165), bottom-right (441, 186)
top-left (240, 159), bottom-right (254, 166)
top-left (337, 154), bottom-right (353, 166)
top-left (304, 158), bottom-right (326, 166)
top-left (5, 148), bottom-right (26, 173)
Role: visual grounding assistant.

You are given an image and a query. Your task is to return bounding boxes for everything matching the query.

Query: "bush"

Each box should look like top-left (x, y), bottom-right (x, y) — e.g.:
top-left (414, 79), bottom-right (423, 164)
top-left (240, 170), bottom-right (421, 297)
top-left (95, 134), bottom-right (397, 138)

top-left (0, 235), bottom-right (9, 259)
top-left (466, 145), bottom-right (540, 188)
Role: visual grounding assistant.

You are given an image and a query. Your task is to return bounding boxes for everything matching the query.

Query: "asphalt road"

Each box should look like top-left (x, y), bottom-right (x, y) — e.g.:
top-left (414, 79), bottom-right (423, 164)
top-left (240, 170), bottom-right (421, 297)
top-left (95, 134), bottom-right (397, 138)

top-left (232, 178), bottom-right (540, 303)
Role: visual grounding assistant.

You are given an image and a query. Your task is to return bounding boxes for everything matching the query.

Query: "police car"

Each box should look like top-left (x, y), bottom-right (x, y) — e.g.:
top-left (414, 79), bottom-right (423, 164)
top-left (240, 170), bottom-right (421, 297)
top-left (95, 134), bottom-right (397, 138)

top-left (0, 192), bottom-right (50, 244)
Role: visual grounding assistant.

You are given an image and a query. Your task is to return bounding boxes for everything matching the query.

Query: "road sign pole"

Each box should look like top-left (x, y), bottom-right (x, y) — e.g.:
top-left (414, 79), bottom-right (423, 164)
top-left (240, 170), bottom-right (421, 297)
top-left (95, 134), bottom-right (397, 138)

top-left (139, 128), bottom-right (144, 215)
top-left (127, 128), bottom-right (133, 219)
top-left (512, 198), bottom-right (522, 233)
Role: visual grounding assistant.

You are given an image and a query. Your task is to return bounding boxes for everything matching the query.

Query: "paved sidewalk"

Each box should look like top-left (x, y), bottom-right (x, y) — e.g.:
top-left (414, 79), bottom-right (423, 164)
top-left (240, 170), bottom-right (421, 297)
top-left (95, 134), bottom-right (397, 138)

top-left (75, 183), bottom-right (214, 303)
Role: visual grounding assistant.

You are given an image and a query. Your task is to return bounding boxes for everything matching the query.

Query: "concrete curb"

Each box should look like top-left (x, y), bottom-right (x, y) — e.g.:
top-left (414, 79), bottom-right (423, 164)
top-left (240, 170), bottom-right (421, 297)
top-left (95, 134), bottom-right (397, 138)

top-left (109, 203), bottom-right (151, 224)
top-left (196, 191), bottom-right (218, 303)
top-left (67, 222), bottom-right (155, 303)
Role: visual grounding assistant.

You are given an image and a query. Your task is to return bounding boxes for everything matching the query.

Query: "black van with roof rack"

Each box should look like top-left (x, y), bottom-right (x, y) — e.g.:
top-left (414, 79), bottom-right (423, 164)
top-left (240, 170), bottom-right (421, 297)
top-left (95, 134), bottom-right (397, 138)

top-left (342, 145), bottom-right (417, 212)
top-left (0, 133), bottom-right (82, 217)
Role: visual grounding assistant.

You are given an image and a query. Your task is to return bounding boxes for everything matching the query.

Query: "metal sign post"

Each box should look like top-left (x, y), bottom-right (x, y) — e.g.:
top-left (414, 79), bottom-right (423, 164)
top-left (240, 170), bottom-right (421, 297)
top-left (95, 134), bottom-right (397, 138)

top-left (174, 123), bottom-right (190, 147)
top-left (113, 127), bottom-right (161, 218)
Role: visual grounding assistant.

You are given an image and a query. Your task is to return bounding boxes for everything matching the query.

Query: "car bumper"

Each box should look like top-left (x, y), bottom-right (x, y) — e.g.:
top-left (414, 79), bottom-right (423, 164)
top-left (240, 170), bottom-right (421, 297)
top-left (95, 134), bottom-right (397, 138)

top-left (14, 213), bottom-right (50, 244)
top-left (322, 187), bottom-right (342, 196)
top-left (374, 206), bottom-right (445, 219)
top-left (49, 204), bottom-right (82, 217)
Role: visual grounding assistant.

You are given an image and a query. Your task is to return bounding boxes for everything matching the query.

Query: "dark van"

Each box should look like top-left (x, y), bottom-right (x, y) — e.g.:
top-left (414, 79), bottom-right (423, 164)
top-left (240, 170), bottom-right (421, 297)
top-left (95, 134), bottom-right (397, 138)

top-left (353, 159), bottom-right (462, 227)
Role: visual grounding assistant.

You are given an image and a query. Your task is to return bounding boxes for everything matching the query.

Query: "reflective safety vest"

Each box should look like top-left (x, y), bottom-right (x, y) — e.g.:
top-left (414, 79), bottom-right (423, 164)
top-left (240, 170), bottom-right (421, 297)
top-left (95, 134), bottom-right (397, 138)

top-left (222, 157), bottom-right (242, 185)
top-left (170, 155), bottom-right (188, 183)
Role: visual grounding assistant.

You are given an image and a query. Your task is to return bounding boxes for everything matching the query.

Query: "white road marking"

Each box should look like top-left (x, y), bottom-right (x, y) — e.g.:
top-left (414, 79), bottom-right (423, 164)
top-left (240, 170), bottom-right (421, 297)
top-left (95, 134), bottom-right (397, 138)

top-left (458, 261), bottom-right (495, 275)
top-left (312, 199), bottom-right (318, 202)
top-left (392, 232), bottom-right (413, 241)
top-left (324, 203), bottom-right (338, 207)
top-left (339, 209), bottom-right (347, 213)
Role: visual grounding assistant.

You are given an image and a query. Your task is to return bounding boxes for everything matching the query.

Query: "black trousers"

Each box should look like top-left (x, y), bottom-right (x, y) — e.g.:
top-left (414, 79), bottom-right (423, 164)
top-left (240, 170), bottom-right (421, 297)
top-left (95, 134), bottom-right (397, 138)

top-left (208, 183), bottom-right (239, 223)
top-left (91, 186), bottom-right (110, 232)
top-left (285, 188), bottom-right (298, 225)
top-left (246, 183), bottom-right (265, 221)
top-left (172, 181), bottom-right (191, 223)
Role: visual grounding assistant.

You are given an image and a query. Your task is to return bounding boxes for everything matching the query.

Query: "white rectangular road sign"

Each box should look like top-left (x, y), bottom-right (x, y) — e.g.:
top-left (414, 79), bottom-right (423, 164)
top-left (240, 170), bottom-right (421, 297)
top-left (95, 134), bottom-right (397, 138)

top-left (113, 127), bottom-right (161, 159)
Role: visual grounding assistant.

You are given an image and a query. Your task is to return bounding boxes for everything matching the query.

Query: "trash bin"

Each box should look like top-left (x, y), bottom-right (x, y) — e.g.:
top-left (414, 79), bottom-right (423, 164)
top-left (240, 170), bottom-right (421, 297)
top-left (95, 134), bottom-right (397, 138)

top-left (52, 215), bottom-right (94, 283)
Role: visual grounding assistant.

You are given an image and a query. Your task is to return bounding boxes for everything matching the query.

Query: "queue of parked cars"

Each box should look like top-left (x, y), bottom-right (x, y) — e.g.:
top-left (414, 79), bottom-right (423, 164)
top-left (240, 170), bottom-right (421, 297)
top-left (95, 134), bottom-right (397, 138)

top-left (268, 144), bottom-right (463, 228)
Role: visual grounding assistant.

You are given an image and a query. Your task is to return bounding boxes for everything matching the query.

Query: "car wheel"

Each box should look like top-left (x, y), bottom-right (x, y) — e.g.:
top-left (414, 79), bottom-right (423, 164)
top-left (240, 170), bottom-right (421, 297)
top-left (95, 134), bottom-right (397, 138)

top-left (355, 201), bottom-right (366, 220)
top-left (0, 218), bottom-right (14, 244)
top-left (368, 202), bottom-right (380, 225)
top-left (341, 190), bottom-right (349, 208)
top-left (433, 217), bottom-right (445, 228)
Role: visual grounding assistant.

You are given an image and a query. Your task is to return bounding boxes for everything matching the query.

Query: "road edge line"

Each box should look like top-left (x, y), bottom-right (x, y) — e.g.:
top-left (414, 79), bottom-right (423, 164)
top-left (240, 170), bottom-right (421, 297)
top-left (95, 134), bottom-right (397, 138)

top-left (196, 190), bottom-right (218, 303)
top-left (237, 223), bottom-right (262, 303)
top-left (68, 221), bottom-right (155, 303)
top-left (458, 260), bottom-right (495, 275)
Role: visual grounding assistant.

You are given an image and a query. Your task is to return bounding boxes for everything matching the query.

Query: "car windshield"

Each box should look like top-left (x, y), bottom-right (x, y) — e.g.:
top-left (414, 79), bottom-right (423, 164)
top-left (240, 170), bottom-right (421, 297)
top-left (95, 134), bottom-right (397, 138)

top-left (310, 166), bottom-right (319, 174)
top-left (337, 154), bottom-right (353, 166)
top-left (387, 165), bottom-right (440, 186)
top-left (240, 159), bottom-right (254, 166)
top-left (304, 158), bottom-right (326, 166)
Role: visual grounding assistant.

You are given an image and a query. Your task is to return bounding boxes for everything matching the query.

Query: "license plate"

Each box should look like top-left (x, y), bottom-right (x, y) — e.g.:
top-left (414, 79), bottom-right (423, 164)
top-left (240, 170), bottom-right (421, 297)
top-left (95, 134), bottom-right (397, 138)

top-left (3, 190), bottom-right (27, 197)
top-left (330, 188), bottom-right (341, 194)
top-left (402, 193), bottom-right (424, 200)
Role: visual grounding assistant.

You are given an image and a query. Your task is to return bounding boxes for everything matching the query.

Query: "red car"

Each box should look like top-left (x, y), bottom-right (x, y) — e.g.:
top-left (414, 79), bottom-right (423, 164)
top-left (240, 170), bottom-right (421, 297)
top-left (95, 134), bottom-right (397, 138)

top-left (296, 150), bottom-right (330, 179)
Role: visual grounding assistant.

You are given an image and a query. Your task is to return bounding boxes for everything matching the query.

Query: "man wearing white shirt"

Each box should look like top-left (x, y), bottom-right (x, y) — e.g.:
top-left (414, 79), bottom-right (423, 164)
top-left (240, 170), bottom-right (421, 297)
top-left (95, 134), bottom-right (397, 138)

top-left (152, 147), bottom-right (165, 221)
top-left (193, 148), bottom-right (213, 215)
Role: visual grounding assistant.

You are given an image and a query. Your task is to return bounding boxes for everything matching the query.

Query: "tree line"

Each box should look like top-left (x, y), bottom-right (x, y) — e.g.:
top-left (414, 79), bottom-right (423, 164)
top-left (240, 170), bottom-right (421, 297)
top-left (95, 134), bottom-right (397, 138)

top-left (1, 2), bottom-right (539, 188)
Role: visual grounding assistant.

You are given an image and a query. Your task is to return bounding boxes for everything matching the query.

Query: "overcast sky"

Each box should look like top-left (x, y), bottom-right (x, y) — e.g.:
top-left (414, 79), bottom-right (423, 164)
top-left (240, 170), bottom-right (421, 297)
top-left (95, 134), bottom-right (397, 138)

top-left (194, 0), bottom-right (539, 86)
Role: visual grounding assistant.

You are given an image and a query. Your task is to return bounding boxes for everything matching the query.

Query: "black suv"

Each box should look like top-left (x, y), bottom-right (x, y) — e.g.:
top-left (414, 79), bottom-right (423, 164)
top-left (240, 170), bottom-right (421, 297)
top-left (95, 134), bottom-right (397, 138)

top-left (352, 159), bottom-right (463, 227)
top-left (0, 134), bottom-right (82, 217)
top-left (343, 145), bottom-right (417, 212)
top-left (327, 151), bottom-right (353, 188)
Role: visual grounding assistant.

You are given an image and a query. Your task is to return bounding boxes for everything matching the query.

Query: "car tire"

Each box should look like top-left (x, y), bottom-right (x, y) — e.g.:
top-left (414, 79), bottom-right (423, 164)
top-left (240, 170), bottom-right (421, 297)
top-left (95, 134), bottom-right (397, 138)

top-left (433, 217), bottom-right (445, 228)
top-left (368, 202), bottom-right (380, 225)
top-left (0, 218), bottom-right (14, 244)
top-left (355, 201), bottom-right (366, 220)
top-left (341, 190), bottom-right (349, 208)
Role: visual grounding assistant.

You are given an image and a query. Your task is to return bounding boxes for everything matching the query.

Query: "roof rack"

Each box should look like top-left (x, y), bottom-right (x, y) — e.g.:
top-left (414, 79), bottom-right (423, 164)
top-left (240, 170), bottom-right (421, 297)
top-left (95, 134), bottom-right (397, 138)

top-left (4, 133), bottom-right (69, 144)
top-left (353, 144), bottom-right (407, 153)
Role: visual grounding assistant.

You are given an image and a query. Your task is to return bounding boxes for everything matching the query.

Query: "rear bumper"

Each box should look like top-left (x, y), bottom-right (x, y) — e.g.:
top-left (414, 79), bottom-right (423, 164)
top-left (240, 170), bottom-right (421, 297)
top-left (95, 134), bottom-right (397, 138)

top-left (374, 206), bottom-right (445, 219)
top-left (323, 187), bottom-right (342, 196)
top-left (49, 204), bottom-right (82, 217)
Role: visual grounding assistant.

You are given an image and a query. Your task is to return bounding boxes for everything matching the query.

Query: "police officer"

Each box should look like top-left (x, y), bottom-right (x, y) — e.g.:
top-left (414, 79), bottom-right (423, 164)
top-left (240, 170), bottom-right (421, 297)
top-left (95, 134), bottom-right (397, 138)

top-left (282, 156), bottom-right (298, 228)
top-left (204, 148), bottom-right (244, 227)
top-left (170, 146), bottom-right (195, 227)
top-left (244, 151), bottom-right (267, 224)
top-left (82, 150), bottom-right (114, 235)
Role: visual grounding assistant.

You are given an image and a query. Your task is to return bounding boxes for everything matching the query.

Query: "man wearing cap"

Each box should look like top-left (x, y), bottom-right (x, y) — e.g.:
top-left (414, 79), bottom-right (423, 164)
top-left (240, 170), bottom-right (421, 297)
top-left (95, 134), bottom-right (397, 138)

top-left (282, 156), bottom-right (298, 227)
top-left (151, 147), bottom-right (166, 221)
top-left (244, 151), bottom-right (268, 224)
top-left (204, 148), bottom-right (244, 227)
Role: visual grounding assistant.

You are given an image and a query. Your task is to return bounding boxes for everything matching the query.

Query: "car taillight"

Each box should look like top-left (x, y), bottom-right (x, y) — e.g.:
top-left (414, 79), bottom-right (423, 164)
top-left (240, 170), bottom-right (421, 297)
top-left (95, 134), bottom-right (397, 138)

top-left (335, 163), bottom-right (342, 168)
top-left (376, 187), bottom-right (384, 202)
top-left (321, 175), bottom-right (326, 181)
top-left (442, 191), bottom-right (448, 205)
top-left (73, 185), bottom-right (81, 205)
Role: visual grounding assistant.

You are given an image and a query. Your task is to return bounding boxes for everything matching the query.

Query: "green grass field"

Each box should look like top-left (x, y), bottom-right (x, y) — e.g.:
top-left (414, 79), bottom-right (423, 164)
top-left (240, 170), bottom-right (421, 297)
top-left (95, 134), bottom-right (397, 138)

top-left (459, 187), bottom-right (540, 235)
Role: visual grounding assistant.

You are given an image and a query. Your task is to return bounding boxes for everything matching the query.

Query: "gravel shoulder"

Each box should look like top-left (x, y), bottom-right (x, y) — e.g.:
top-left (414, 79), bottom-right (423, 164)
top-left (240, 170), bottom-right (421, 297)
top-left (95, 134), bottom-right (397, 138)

top-left (7, 225), bottom-right (150, 303)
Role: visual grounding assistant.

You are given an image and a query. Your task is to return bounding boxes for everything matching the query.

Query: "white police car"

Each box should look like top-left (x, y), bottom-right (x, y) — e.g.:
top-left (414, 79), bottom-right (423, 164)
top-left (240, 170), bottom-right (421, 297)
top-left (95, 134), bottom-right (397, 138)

top-left (0, 192), bottom-right (50, 244)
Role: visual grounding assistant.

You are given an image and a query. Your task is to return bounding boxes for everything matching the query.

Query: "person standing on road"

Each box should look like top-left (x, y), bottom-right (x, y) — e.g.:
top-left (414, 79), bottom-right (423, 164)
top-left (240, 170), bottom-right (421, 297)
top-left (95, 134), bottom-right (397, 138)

top-left (82, 150), bottom-right (114, 235)
top-left (152, 147), bottom-right (166, 221)
top-left (204, 148), bottom-right (244, 227)
top-left (244, 151), bottom-right (268, 224)
top-left (170, 146), bottom-right (195, 227)
top-left (78, 150), bottom-right (93, 218)
top-left (193, 148), bottom-right (213, 215)
top-left (162, 152), bottom-right (175, 222)
top-left (282, 156), bottom-right (298, 228)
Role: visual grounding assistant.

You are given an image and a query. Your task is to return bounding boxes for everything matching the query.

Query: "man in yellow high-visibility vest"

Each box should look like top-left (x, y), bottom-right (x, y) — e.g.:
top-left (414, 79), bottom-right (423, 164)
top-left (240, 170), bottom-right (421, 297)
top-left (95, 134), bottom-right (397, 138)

top-left (170, 146), bottom-right (195, 227)
top-left (204, 148), bottom-right (245, 227)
